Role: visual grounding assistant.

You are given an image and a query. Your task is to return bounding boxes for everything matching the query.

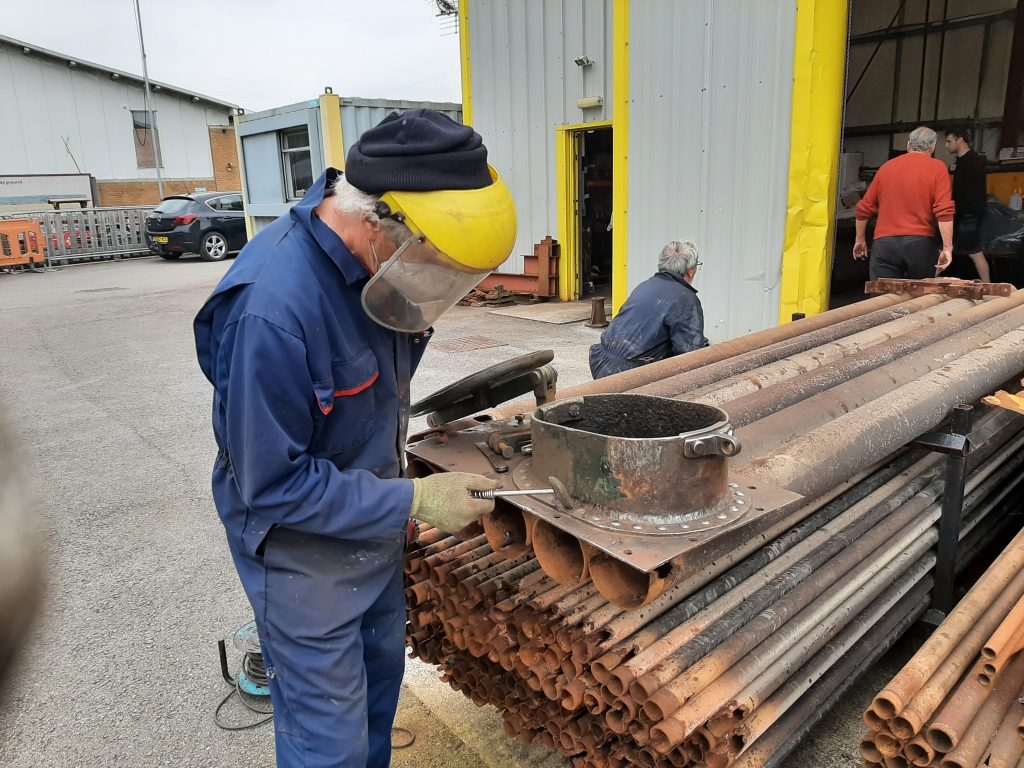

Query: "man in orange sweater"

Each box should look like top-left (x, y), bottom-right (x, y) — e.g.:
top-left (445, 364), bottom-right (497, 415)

top-left (854, 126), bottom-right (956, 280)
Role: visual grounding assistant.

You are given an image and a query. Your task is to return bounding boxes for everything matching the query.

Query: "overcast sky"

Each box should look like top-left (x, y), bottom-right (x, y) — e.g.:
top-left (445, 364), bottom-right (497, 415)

top-left (3, 0), bottom-right (463, 112)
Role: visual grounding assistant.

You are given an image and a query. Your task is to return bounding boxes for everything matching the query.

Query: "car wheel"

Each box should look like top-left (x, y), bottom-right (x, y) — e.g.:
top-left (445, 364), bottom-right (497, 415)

top-left (200, 231), bottom-right (229, 262)
top-left (158, 253), bottom-right (181, 261)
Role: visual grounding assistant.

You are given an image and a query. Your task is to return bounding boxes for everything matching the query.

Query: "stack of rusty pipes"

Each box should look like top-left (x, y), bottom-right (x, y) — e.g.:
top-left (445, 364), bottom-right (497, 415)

top-left (406, 290), bottom-right (1024, 767)
top-left (862, 527), bottom-right (1024, 768)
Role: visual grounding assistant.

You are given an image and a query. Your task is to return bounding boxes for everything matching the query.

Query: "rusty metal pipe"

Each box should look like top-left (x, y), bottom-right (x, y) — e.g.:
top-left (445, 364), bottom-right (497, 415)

top-left (728, 568), bottom-right (934, 754)
top-left (979, 697), bottom-right (1024, 768)
top-left (631, 296), bottom-right (939, 400)
top-left (852, 438), bottom-right (1024, 733)
top-left (982, 594), bottom-right (1024, 672)
top-left (726, 290), bottom-right (1024, 426)
top-left (741, 312), bottom-right (1024, 476)
top-left (731, 592), bottom-right (926, 768)
top-left (873, 525), bottom-right (1024, 721)
top-left (646, 524), bottom-right (938, 750)
top-left (889, 545), bottom-right (1024, 740)
top-left (589, 553), bottom-right (673, 610)
top-left (629, 466), bottom-right (941, 704)
top-left (904, 735), bottom-right (935, 767)
top-left (531, 518), bottom-right (589, 585)
top-left (690, 296), bottom-right (970, 407)
top-left (591, 451), bottom-right (922, 686)
top-left (590, 459), bottom-right (891, 651)
top-left (481, 501), bottom-right (531, 558)
top-left (746, 323), bottom-right (1024, 497)
top-left (493, 293), bottom-right (910, 416)
top-left (592, 456), bottom-right (923, 691)
top-left (936, 654), bottom-right (1024, 768)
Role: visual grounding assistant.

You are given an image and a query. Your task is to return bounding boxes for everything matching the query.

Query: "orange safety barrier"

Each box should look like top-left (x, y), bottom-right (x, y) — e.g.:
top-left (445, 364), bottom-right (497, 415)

top-left (0, 219), bottom-right (47, 269)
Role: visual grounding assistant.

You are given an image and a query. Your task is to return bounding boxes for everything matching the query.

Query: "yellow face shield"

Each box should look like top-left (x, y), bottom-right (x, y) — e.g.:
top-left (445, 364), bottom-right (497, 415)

top-left (360, 167), bottom-right (517, 333)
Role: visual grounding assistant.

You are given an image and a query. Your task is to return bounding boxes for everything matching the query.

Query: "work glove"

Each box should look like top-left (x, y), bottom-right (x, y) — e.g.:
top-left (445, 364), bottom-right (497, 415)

top-left (410, 472), bottom-right (498, 534)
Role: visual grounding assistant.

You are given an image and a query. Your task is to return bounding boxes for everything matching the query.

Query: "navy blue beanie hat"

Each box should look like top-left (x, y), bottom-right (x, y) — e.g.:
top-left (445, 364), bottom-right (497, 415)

top-left (344, 109), bottom-right (493, 194)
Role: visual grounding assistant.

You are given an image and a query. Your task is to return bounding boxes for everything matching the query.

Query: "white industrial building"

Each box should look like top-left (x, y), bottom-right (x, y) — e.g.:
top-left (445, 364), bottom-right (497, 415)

top-left (0, 34), bottom-right (242, 208)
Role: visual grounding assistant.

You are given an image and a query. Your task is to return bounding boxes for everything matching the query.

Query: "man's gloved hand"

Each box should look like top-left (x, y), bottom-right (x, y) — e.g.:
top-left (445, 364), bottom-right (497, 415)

top-left (410, 472), bottom-right (498, 534)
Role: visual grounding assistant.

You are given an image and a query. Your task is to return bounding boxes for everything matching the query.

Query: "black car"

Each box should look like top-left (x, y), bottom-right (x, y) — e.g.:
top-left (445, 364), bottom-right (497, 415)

top-left (145, 192), bottom-right (247, 261)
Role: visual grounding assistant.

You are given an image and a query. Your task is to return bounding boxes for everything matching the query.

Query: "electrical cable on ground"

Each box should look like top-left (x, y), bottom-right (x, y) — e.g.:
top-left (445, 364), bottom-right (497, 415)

top-left (215, 647), bottom-right (274, 731)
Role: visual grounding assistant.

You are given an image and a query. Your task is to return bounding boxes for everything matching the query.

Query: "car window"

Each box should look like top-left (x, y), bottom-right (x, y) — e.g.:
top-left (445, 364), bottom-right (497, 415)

top-left (205, 197), bottom-right (225, 211)
top-left (153, 198), bottom-right (193, 214)
top-left (221, 195), bottom-right (244, 212)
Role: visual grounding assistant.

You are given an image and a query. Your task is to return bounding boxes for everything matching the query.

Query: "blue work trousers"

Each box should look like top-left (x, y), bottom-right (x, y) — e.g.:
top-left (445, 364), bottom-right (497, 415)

top-left (230, 526), bottom-right (407, 768)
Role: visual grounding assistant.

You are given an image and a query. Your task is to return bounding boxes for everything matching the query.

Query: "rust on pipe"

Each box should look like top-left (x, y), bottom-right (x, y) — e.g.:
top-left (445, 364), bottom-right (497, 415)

top-left (726, 290), bottom-right (1024, 427)
top-left (873, 526), bottom-right (1024, 721)
top-left (980, 695), bottom-right (1024, 768)
top-left (738, 307), bottom-right (1024, 466)
top-left (727, 570), bottom-right (933, 756)
top-left (982, 593), bottom-right (1024, 669)
top-left (492, 292), bottom-right (911, 416)
top-left (689, 295), bottom-right (965, 406)
top-left (481, 501), bottom-right (531, 558)
top-left (646, 538), bottom-right (935, 753)
top-left (630, 466), bottom-right (939, 708)
top-left (864, 707), bottom-right (888, 733)
top-left (860, 737), bottom-right (884, 762)
top-left (928, 655), bottom-right (999, 752)
top-left (938, 654), bottom-right (1024, 768)
top-left (531, 518), bottom-right (589, 585)
top-left (889, 566), bottom-right (1024, 739)
top-left (904, 735), bottom-right (935, 766)
top-left (630, 297), bottom-right (937, 400)
top-left (746, 324), bottom-right (1024, 498)
top-left (589, 552), bottom-right (673, 609)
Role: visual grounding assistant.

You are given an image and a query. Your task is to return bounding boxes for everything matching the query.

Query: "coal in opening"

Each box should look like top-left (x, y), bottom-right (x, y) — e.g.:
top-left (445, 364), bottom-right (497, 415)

top-left (545, 394), bottom-right (725, 439)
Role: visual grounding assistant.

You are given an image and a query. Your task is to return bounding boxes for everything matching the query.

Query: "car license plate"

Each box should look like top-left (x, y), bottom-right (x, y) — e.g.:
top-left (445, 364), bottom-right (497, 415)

top-left (154, 236), bottom-right (169, 244)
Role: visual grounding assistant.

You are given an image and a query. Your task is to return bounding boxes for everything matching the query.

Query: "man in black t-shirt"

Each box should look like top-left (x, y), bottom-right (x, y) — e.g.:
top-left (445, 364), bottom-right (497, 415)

top-left (944, 128), bottom-right (991, 282)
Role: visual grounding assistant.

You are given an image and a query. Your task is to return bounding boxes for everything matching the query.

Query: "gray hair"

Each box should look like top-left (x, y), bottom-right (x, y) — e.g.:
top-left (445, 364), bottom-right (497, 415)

top-left (907, 126), bottom-right (938, 152)
top-left (331, 175), bottom-right (412, 245)
top-left (658, 239), bottom-right (700, 275)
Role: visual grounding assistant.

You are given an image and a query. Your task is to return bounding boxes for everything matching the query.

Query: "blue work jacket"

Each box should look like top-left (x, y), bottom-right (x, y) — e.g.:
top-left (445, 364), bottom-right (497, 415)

top-left (194, 169), bottom-right (428, 558)
top-left (591, 271), bottom-right (708, 378)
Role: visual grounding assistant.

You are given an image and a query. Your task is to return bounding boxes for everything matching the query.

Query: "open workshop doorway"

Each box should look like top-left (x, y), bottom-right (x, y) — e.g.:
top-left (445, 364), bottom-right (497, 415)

top-left (829, 0), bottom-right (1024, 307)
top-left (557, 122), bottom-right (613, 302)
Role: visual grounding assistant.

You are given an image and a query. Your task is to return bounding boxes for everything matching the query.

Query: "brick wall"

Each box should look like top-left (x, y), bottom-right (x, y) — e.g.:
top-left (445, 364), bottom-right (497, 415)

top-left (97, 179), bottom-right (216, 207)
top-left (209, 126), bottom-right (241, 193)
top-left (97, 126), bottom-right (242, 207)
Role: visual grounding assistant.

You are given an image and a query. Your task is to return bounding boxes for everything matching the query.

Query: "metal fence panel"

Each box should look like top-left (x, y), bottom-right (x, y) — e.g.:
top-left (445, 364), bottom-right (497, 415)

top-left (1, 206), bottom-right (153, 264)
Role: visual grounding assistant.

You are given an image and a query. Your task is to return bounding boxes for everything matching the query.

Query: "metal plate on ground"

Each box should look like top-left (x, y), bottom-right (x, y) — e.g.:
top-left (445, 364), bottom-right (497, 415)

top-left (430, 335), bottom-right (509, 353)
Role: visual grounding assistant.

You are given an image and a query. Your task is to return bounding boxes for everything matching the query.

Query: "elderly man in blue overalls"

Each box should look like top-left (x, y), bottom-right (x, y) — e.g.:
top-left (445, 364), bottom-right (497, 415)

top-left (589, 239), bottom-right (709, 379)
top-left (194, 110), bottom-right (518, 768)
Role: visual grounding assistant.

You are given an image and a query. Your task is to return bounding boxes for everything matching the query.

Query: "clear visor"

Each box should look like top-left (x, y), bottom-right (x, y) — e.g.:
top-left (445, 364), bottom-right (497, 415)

top-left (361, 235), bottom-right (489, 332)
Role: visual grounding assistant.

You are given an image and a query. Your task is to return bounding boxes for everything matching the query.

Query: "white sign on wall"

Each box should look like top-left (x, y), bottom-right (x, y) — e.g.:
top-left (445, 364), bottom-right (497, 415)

top-left (0, 174), bottom-right (95, 213)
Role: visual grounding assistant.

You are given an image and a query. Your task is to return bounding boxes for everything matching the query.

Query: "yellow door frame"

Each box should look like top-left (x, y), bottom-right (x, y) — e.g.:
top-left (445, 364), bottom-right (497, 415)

top-left (611, 0), bottom-right (630, 314)
top-left (556, 120), bottom-right (613, 302)
top-left (778, 0), bottom-right (849, 322)
top-left (318, 91), bottom-right (347, 170)
top-left (459, 1), bottom-right (473, 126)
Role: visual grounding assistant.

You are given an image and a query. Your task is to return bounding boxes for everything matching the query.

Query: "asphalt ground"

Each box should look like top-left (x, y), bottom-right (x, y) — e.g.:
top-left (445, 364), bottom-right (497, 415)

top-left (0, 256), bottom-right (907, 767)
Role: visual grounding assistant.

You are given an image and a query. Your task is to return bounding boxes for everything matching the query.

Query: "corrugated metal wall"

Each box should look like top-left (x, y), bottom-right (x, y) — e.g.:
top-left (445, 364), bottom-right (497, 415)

top-left (468, 0), bottom-right (615, 274)
top-left (340, 98), bottom-right (462, 155)
top-left (628, 0), bottom-right (798, 341)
